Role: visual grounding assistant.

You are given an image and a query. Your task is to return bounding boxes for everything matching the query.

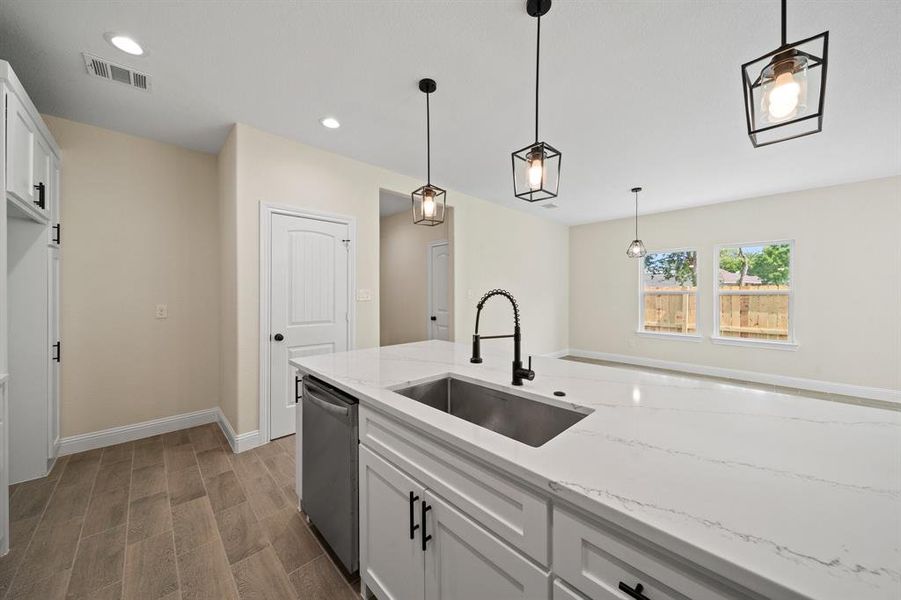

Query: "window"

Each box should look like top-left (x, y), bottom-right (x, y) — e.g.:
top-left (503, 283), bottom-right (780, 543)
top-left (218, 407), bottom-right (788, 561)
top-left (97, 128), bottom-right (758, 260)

top-left (715, 241), bottom-right (794, 346)
top-left (639, 250), bottom-right (699, 337)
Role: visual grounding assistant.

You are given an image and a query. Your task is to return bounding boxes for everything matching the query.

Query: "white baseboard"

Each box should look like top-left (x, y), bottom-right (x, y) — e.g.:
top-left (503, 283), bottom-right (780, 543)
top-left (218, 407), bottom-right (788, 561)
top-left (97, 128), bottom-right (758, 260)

top-left (567, 349), bottom-right (901, 404)
top-left (541, 348), bottom-right (571, 359)
top-left (215, 409), bottom-right (261, 454)
top-left (59, 408), bottom-right (220, 456)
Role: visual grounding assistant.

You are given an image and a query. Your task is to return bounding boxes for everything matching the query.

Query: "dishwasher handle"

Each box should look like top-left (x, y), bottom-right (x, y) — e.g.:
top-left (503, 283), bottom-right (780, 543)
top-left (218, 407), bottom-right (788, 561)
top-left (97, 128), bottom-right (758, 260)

top-left (304, 381), bottom-right (352, 418)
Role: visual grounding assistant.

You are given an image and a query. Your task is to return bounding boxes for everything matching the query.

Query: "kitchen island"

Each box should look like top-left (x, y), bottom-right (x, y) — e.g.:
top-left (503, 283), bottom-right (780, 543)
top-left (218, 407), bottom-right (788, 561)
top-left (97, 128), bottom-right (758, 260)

top-left (291, 340), bottom-right (900, 600)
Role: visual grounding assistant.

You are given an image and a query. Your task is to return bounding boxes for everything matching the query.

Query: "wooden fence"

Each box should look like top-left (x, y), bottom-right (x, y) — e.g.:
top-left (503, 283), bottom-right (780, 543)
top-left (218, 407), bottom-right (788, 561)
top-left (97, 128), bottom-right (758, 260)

top-left (642, 290), bottom-right (697, 334)
top-left (643, 284), bottom-right (789, 339)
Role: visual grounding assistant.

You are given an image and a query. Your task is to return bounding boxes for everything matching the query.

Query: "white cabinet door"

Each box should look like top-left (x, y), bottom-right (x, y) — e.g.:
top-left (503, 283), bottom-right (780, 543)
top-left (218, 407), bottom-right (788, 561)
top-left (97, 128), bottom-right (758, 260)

top-left (47, 246), bottom-right (60, 461)
top-left (360, 446), bottom-right (426, 600)
top-left (49, 156), bottom-right (60, 246)
top-left (32, 135), bottom-right (51, 219)
top-left (5, 91), bottom-right (35, 207)
top-left (423, 490), bottom-right (549, 600)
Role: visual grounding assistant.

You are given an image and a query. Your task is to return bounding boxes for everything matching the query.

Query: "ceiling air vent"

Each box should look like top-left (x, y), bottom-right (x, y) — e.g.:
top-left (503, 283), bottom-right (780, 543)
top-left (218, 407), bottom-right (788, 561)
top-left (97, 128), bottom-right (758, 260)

top-left (82, 53), bottom-right (150, 92)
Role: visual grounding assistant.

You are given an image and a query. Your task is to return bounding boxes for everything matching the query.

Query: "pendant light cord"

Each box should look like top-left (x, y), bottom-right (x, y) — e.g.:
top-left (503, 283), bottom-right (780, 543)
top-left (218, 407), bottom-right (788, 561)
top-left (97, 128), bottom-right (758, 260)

top-left (426, 90), bottom-right (431, 185)
top-left (534, 13), bottom-right (541, 143)
top-left (780, 0), bottom-right (787, 46)
top-left (634, 190), bottom-right (639, 238)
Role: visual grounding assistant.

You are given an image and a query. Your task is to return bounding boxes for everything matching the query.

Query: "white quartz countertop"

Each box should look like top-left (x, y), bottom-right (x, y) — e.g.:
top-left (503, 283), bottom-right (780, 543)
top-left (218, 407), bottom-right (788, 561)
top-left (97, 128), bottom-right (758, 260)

top-left (290, 341), bottom-right (901, 600)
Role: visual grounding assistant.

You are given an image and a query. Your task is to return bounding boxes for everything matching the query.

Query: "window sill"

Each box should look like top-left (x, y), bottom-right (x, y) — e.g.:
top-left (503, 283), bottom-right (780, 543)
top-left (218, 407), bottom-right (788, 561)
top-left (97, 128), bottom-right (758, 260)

top-left (710, 336), bottom-right (798, 351)
top-left (635, 331), bottom-right (703, 342)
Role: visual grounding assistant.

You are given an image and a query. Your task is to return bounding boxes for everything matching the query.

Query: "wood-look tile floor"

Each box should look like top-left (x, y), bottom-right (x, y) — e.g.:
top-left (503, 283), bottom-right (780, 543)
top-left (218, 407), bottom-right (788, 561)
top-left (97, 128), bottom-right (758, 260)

top-left (0, 425), bottom-right (359, 600)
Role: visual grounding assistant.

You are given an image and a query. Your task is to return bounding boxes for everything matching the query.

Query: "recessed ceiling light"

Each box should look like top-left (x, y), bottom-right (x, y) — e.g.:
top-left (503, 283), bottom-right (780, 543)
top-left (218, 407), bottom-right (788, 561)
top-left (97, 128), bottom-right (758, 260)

top-left (320, 117), bottom-right (341, 129)
top-left (104, 33), bottom-right (144, 56)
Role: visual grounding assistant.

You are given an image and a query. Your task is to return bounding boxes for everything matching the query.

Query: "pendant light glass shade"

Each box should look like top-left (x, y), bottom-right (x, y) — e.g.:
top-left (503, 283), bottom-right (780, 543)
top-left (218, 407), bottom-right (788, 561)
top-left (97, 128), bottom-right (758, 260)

top-left (412, 78), bottom-right (446, 226)
top-left (626, 187), bottom-right (646, 258)
top-left (626, 239), bottom-right (647, 259)
top-left (511, 0), bottom-right (562, 202)
top-left (742, 0), bottom-right (828, 147)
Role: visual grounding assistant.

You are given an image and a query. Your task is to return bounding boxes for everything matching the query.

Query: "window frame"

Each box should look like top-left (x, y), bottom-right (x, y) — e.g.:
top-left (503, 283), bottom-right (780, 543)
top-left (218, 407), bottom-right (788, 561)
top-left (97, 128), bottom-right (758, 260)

top-left (636, 247), bottom-right (702, 341)
top-left (712, 239), bottom-right (798, 350)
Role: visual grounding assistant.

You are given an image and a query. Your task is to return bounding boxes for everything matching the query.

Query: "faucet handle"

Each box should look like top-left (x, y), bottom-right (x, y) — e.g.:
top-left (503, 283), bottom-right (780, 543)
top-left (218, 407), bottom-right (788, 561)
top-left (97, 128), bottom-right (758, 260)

top-left (528, 355), bottom-right (532, 371)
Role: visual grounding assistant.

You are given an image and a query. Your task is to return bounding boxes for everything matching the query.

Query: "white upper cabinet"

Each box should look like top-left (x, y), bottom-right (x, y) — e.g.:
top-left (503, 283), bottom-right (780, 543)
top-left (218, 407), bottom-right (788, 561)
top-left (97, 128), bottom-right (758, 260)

top-left (5, 90), bottom-right (35, 209)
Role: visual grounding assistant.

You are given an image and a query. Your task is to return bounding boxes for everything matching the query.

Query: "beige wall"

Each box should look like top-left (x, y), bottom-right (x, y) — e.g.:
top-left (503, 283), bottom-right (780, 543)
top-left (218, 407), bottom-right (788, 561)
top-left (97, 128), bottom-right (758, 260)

top-left (380, 207), bottom-right (454, 346)
top-left (569, 176), bottom-right (901, 392)
top-left (45, 116), bottom-right (220, 436)
top-left (221, 123), bottom-right (570, 434)
top-left (217, 127), bottom-right (239, 430)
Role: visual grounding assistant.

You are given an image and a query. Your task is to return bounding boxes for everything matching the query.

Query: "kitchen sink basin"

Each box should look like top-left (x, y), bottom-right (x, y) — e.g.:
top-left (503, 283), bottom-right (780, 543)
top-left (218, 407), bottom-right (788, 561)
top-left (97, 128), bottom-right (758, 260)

top-left (393, 376), bottom-right (589, 447)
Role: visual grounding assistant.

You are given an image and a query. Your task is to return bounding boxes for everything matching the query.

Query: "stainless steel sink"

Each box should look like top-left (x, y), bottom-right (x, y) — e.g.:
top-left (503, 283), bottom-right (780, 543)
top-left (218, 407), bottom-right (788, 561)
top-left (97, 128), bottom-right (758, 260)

top-left (393, 377), bottom-right (588, 447)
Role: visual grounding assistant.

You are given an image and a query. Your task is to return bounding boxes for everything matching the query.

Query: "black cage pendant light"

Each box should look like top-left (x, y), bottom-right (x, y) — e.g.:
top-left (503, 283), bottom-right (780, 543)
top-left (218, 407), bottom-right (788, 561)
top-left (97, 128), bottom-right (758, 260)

top-left (625, 187), bottom-right (647, 258)
top-left (412, 78), bottom-right (446, 226)
top-left (741, 0), bottom-right (829, 147)
top-left (511, 0), bottom-right (561, 202)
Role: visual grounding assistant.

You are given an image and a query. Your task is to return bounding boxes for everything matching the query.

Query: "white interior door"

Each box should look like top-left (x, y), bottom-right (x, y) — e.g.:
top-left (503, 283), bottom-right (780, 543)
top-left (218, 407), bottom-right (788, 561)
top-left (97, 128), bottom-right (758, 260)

top-left (269, 213), bottom-right (349, 440)
top-left (428, 241), bottom-right (449, 341)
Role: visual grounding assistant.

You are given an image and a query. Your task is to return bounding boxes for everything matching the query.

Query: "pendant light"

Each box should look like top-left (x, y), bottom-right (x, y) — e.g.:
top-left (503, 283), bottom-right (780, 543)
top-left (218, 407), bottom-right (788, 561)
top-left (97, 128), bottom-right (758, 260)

top-left (511, 0), bottom-right (561, 203)
top-left (741, 0), bottom-right (828, 147)
top-left (626, 187), bottom-right (646, 258)
top-left (412, 78), bottom-right (446, 226)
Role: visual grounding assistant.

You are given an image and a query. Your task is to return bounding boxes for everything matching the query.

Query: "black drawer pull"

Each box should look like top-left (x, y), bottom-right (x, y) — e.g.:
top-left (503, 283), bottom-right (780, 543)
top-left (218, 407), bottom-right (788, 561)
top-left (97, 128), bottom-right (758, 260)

top-left (408, 491), bottom-right (420, 539)
top-left (618, 582), bottom-right (651, 600)
top-left (34, 182), bottom-right (46, 209)
top-left (421, 501), bottom-right (432, 551)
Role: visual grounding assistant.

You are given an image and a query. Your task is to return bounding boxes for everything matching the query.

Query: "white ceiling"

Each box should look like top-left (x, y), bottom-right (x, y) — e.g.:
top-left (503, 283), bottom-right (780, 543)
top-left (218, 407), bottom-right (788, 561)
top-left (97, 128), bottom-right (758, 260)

top-left (1, 1), bottom-right (898, 225)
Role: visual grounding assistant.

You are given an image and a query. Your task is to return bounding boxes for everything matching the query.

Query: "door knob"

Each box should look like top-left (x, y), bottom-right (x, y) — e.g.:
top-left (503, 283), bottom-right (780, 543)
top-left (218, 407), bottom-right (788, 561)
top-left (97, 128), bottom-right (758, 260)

top-left (430, 316), bottom-right (437, 321)
top-left (273, 333), bottom-right (284, 341)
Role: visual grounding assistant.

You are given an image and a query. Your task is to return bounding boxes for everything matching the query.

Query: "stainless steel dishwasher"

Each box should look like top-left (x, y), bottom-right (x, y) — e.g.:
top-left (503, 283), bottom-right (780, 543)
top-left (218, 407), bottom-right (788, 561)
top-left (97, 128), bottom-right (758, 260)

top-left (301, 376), bottom-right (359, 574)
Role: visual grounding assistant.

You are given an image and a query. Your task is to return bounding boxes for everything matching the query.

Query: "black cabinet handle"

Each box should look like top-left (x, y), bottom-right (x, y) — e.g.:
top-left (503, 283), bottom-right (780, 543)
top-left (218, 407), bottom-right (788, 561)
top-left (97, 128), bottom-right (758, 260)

top-left (52, 224), bottom-right (60, 245)
top-left (53, 341), bottom-right (61, 363)
top-left (33, 182), bottom-right (45, 209)
top-left (618, 582), bottom-right (651, 600)
top-left (420, 501), bottom-right (432, 551)
top-left (408, 491), bottom-right (420, 539)
top-left (294, 376), bottom-right (302, 404)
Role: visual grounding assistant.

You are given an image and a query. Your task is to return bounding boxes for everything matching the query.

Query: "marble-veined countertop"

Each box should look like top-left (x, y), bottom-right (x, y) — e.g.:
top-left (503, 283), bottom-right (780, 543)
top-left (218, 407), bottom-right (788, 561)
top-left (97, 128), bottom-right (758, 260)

top-left (290, 340), bottom-right (901, 600)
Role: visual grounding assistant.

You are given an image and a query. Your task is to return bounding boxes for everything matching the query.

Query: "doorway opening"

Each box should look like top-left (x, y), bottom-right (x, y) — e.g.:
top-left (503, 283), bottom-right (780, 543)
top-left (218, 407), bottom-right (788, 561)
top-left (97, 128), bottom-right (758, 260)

top-left (378, 189), bottom-right (454, 346)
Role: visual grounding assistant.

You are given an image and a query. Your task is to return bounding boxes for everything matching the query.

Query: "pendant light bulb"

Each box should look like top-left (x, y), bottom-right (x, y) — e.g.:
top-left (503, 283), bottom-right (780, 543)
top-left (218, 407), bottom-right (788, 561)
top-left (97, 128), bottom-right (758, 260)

top-left (422, 190), bottom-right (436, 218)
top-left (527, 149), bottom-right (544, 190)
top-left (767, 72), bottom-right (801, 118)
top-left (626, 187), bottom-right (647, 258)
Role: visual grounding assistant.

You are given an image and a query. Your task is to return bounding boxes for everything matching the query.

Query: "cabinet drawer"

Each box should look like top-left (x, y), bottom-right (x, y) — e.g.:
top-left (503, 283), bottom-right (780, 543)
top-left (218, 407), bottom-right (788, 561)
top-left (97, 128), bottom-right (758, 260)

top-left (360, 406), bottom-right (549, 565)
top-left (553, 507), bottom-right (739, 600)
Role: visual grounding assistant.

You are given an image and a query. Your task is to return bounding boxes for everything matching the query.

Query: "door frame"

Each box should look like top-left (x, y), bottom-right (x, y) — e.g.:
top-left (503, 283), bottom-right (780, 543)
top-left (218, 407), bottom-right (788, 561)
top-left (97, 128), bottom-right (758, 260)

top-left (426, 240), bottom-right (448, 341)
top-left (258, 202), bottom-right (356, 445)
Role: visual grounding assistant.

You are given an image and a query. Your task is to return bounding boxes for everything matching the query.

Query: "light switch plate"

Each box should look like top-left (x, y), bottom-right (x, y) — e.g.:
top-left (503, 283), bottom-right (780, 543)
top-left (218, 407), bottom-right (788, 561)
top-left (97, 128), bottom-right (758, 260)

top-left (356, 289), bottom-right (372, 302)
top-left (155, 304), bottom-right (168, 319)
